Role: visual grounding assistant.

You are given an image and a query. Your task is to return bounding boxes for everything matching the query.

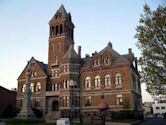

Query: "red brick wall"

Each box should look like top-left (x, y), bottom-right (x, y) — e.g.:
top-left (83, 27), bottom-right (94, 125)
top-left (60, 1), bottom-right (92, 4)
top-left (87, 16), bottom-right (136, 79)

top-left (0, 86), bottom-right (16, 115)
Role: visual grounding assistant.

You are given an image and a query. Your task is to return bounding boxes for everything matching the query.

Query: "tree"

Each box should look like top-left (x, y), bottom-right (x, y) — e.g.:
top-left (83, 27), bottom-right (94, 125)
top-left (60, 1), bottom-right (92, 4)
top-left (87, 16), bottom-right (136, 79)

top-left (135, 4), bottom-right (166, 96)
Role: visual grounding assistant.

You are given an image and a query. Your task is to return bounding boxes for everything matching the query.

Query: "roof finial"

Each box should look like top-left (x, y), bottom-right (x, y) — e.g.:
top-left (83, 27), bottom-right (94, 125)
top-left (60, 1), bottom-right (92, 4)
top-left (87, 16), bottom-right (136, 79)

top-left (108, 41), bottom-right (112, 48)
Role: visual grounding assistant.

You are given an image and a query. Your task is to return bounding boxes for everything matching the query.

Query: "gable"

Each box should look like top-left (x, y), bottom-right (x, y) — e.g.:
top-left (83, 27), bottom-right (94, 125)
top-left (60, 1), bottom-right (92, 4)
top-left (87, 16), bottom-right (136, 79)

top-left (18, 57), bottom-right (47, 80)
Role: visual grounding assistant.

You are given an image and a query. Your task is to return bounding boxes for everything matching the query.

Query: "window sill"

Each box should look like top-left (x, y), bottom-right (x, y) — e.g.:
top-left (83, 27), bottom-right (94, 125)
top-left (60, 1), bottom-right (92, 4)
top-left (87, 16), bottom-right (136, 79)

top-left (115, 85), bottom-right (122, 89)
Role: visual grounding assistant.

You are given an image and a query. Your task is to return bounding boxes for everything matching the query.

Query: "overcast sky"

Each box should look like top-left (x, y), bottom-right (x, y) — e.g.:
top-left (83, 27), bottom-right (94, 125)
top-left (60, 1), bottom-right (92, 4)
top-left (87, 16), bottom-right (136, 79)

top-left (0, 0), bottom-right (163, 102)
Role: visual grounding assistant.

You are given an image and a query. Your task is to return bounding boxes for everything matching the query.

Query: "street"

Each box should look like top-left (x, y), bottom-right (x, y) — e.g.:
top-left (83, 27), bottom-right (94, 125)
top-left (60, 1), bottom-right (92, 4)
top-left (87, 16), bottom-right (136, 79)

top-left (138, 118), bottom-right (166, 125)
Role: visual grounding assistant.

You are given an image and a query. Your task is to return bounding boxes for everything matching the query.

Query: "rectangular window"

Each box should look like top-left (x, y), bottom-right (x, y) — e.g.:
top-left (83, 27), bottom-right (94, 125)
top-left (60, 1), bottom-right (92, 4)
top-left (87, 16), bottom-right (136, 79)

top-left (161, 106), bottom-right (165, 109)
top-left (156, 107), bottom-right (160, 110)
top-left (85, 96), bottom-right (91, 106)
top-left (62, 96), bottom-right (69, 107)
top-left (63, 80), bottom-right (69, 89)
top-left (55, 84), bottom-right (58, 91)
top-left (116, 94), bottom-right (123, 105)
top-left (35, 100), bottom-right (40, 108)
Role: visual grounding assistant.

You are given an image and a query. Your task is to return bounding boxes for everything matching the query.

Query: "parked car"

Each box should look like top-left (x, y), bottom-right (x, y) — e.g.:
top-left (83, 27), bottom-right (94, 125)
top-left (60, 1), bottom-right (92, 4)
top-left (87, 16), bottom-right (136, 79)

top-left (164, 113), bottom-right (166, 120)
top-left (146, 114), bottom-right (153, 119)
top-left (157, 114), bottom-right (164, 118)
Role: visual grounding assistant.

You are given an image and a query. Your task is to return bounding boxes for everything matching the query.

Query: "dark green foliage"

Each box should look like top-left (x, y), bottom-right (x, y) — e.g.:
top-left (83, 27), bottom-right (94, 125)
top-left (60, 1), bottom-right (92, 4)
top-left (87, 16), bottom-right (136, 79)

top-left (1, 105), bottom-right (20, 118)
top-left (32, 108), bottom-right (43, 118)
top-left (135, 3), bottom-right (166, 96)
top-left (111, 111), bottom-right (143, 120)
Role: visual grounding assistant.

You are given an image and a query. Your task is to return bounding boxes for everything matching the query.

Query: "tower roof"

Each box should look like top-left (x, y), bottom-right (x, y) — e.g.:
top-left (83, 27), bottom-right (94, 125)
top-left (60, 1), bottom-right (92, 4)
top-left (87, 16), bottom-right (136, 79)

top-left (57, 4), bottom-right (68, 18)
top-left (50, 4), bottom-right (68, 22)
top-left (63, 45), bottom-right (78, 59)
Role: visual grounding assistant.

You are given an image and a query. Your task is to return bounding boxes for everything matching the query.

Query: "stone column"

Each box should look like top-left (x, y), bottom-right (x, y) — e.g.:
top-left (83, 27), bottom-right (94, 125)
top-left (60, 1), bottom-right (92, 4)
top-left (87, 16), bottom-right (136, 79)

top-left (17, 62), bottom-right (36, 119)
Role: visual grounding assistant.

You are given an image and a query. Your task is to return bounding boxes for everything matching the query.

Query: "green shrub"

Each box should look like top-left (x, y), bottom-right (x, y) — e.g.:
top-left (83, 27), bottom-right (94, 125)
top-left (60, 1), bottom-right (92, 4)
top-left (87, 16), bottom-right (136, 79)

top-left (1, 105), bottom-right (20, 118)
top-left (32, 108), bottom-right (43, 118)
top-left (111, 110), bottom-right (143, 120)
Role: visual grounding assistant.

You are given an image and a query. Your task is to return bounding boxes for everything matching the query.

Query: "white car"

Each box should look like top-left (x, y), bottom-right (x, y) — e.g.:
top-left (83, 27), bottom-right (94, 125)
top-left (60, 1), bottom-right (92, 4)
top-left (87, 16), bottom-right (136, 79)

top-left (146, 114), bottom-right (153, 119)
top-left (157, 114), bottom-right (164, 118)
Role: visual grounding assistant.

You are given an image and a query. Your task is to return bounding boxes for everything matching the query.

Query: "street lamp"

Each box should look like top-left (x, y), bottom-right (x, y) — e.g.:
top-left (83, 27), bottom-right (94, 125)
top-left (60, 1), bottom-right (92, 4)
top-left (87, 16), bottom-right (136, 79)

top-left (69, 79), bottom-right (76, 125)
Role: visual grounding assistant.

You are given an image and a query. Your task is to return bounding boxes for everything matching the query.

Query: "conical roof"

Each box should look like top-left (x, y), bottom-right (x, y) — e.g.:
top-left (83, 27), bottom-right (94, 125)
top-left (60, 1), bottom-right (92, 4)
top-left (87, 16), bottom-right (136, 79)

top-left (63, 45), bottom-right (78, 59)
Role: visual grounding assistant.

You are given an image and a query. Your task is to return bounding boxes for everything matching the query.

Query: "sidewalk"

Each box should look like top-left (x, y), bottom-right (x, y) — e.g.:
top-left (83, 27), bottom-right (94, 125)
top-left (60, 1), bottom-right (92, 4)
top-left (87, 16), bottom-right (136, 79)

top-left (0, 122), bottom-right (6, 125)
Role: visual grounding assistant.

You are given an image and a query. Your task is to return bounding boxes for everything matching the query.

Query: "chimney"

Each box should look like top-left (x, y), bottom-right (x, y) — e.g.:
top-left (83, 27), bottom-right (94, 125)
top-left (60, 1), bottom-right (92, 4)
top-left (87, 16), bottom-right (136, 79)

top-left (108, 42), bottom-right (112, 48)
top-left (135, 57), bottom-right (138, 71)
top-left (128, 48), bottom-right (133, 62)
top-left (128, 48), bottom-right (132, 54)
top-left (78, 46), bottom-right (81, 59)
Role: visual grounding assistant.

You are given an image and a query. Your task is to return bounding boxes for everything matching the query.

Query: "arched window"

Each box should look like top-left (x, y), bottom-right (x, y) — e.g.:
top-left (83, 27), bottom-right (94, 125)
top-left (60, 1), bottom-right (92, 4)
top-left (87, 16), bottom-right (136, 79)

top-left (56, 25), bottom-right (59, 35)
top-left (51, 26), bottom-right (55, 36)
top-left (95, 75), bottom-right (101, 87)
top-left (36, 82), bottom-right (41, 92)
top-left (93, 59), bottom-right (100, 66)
top-left (30, 83), bottom-right (34, 92)
top-left (115, 73), bottom-right (122, 85)
top-left (60, 24), bottom-right (63, 34)
top-left (22, 84), bottom-right (26, 93)
top-left (105, 74), bottom-right (111, 86)
top-left (84, 76), bottom-right (91, 88)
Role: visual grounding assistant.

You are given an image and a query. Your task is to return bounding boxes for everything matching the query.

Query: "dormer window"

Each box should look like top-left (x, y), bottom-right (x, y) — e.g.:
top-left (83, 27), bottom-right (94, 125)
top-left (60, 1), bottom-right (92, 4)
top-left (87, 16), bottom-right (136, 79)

top-left (93, 59), bottom-right (100, 66)
top-left (104, 57), bottom-right (110, 65)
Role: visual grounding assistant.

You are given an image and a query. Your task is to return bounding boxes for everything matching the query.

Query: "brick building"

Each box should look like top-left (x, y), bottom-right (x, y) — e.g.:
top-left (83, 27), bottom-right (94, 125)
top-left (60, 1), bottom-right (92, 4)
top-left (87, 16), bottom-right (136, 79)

top-left (0, 86), bottom-right (16, 117)
top-left (17, 5), bottom-right (142, 119)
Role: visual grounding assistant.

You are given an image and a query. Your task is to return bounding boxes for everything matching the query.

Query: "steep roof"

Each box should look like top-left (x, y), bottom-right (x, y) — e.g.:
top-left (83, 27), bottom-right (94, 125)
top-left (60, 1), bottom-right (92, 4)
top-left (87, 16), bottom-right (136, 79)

top-left (99, 43), bottom-right (128, 62)
top-left (81, 42), bottom-right (129, 68)
top-left (57, 4), bottom-right (68, 18)
top-left (18, 57), bottom-right (48, 79)
top-left (50, 4), bottom-right (68, 22)
top-left (36, 60), bottom-right (48, 75)
top-left (63, 45), bottom-right (78, 59)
